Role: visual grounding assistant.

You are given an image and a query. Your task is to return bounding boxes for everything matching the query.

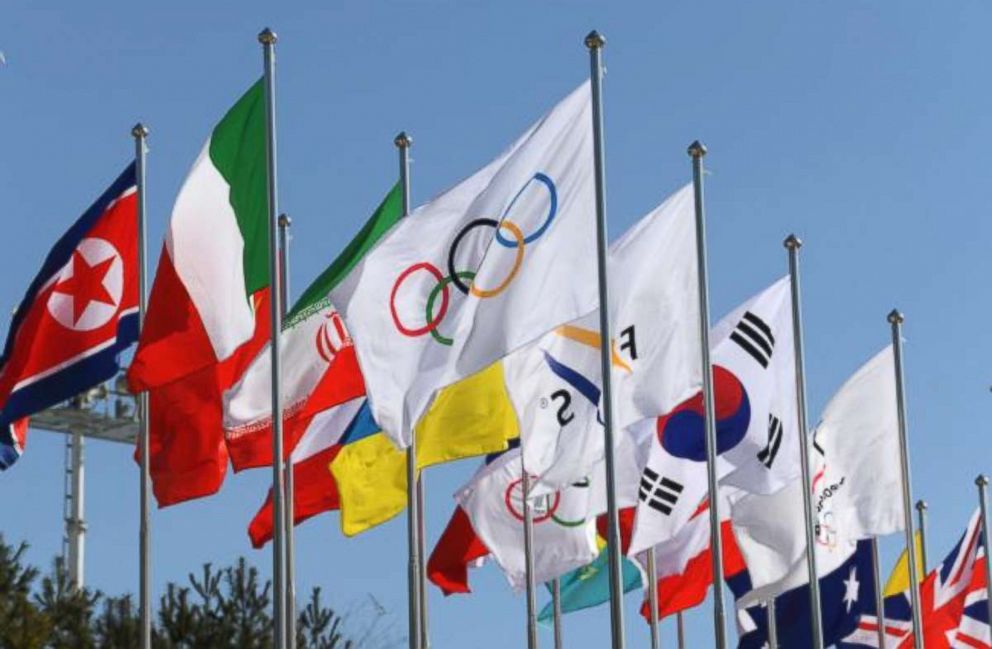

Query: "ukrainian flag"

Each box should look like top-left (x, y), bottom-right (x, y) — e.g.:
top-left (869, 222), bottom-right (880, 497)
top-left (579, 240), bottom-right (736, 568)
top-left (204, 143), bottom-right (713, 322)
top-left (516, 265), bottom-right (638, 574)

top-left (331, 362), bottom-right (518, 536)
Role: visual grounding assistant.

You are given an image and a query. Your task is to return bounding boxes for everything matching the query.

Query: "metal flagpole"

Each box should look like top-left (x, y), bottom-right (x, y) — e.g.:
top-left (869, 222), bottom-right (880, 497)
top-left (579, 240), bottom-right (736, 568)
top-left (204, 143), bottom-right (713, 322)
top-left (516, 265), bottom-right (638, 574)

top-left (915, 500), bottom-right (929, 572)
top-left (676, 611), bottom-right (686, 649)
top-left (131, 122), bottom-right (152, 649)
top-left (67, 432), bottom-right (85, 587)
top-left (552, 577), bottom-right (563, 649)
top-left (418, 475), bottom-right (430, 649)
top-left (278, 213), bottom-right (295, 645)
top-left (783, 235), bottom-right (824, 649)
top-left (585, 30), bottom-right (625, 649)
top-left (871, 538), bottom-right (887, 649)
top-left (394, 131), bottom-right (421, 649)
top-left (974, 476), bottom-right (992, 638)
top-left (766, 599), bottom-right (778, 649)
top-left (258, 27), bottom-right (287, 649)
top-left (888, 310), bottom-right (924, 649)
top-left (646, 548), bottom-right (660, 649)
top-left (688, 140), bottom-right (727, 649)
top-left (522, 467), bottom-right (539, 649)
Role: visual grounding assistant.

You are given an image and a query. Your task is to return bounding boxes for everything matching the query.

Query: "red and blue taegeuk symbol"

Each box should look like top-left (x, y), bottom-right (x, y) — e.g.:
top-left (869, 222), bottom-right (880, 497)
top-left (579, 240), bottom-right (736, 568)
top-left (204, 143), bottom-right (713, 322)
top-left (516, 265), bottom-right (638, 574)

top-left (656, 365), bottom-right (751, 462)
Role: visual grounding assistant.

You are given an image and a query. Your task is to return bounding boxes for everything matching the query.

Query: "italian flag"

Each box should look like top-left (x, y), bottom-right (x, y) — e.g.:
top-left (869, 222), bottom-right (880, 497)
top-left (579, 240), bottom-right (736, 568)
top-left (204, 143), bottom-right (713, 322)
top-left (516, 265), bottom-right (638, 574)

top-left (128, 80), bottom-right (274, 506)
top-left (223, 185), bottom-right (403, 470)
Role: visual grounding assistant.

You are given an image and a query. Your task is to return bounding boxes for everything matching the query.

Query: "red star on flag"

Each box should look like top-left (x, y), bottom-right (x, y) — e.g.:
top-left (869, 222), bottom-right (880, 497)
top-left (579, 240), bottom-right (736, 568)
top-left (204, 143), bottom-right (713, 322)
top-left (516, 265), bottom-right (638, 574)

top-left (53, 251), bottom-right (117, 325)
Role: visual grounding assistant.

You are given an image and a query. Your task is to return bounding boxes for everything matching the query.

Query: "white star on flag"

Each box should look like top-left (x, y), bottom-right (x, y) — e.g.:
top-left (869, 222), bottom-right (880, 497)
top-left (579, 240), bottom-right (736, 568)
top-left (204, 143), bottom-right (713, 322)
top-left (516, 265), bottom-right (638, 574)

top-left (842, 566), bottom-right (860, 613)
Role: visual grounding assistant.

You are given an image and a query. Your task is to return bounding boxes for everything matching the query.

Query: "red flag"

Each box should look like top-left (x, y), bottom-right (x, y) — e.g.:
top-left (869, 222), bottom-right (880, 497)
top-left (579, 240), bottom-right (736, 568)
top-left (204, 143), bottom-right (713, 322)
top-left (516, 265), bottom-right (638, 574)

top-left (427, 507), bottom-right (490, 596)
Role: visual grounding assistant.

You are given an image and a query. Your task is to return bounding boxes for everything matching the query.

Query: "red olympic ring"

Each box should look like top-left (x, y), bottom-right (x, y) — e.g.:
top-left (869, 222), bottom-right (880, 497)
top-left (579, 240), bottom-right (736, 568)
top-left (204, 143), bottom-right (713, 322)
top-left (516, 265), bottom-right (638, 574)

top-left (504, 476), bottom-right (560, 523)
top-left (390, 262), bottom-right (448, 337)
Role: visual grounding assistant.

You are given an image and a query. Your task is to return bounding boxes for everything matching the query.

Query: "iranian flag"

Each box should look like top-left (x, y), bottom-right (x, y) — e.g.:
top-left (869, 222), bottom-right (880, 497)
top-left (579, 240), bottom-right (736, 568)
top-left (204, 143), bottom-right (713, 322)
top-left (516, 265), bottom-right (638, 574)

top-left (223, 185), bottom-right (402, 470)
top-left (128, 80), bottom-right (274, 506)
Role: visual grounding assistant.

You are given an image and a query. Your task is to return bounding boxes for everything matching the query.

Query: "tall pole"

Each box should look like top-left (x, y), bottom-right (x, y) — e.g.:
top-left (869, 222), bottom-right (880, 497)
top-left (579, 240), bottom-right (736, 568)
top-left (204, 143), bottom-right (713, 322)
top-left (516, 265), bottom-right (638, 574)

top-left (395, 131), bottom-right (421, 649)
top-left (783, 235), bottom-right (824, 649)
top-left (766, 599), bottom-right (778, 649)
top-left (676, 611), bottom-right (686, 649)
top-left (418, 476), bottom-right (429, 648)
top-left (278, 213), bottom-right (295, 645)
top-left (974, 476), bottom-right (992, 637)
top-left (552, 578), bottom-right (563, 649)
top-left (131, 122), bottom-right (152, 649)
top-left (585, 30), bottom-right (625, 649)
top-left (915, 500), bottom-right (929, 572)
top-left (888, 309), bottom-right (924, 649)
top-left (258, 27), bottom-right (286, 649)
top-left (646, 548), bottom-right (660, 649)
top-left (688, 140), bottom-right (727, 649)
top-left (67, 432), bottom-right (85, 588)
top-left (871, 538), bottom-right (887, 649)
top-left (522, 467), bottom-right (539, 649)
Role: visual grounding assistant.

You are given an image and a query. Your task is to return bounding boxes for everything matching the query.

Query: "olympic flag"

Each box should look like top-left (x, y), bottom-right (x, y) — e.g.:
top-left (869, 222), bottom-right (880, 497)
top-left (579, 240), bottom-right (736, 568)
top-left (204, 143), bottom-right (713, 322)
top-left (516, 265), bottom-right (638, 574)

top-left (331, 82), bottom-right (597, 447)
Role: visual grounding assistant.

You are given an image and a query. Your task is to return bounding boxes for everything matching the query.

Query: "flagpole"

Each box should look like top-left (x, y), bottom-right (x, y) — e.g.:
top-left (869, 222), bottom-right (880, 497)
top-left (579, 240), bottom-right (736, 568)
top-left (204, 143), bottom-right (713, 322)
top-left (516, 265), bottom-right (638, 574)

top-left (258, 27), bottom-right (287, 649)
top-left (766, 599), bottom-right (778, 649)
top-left (131, 122), bottom-right (152, 649)
top-left (888, 309), bottom-right (924, 649)
top-left (915, 500), bottom-right (929, 572)
top-left (783, 235), bottom-right (825, 649)
top-left (974, 475), bottom-right (992, 638)
top-left (646, 548), bottom-right (659, 649)
top-left (278, 213), bottom-right (295, 645)
top-left (585, 30), bottom-right (625, 649)
top-left (552, 577), bottom-right (563, 649)
top-left (522, 467), bottom-right (539, 649)
top-left (871, 538), bottom-right (887, 649)
top-left (688, 140), bottom-right (727, 649)
top-left (394, 131), bottom-right (422, 649)
top-left (676, 611), bottom-right (686, 649)
top-left (417, 475), bottom-right (430, 649)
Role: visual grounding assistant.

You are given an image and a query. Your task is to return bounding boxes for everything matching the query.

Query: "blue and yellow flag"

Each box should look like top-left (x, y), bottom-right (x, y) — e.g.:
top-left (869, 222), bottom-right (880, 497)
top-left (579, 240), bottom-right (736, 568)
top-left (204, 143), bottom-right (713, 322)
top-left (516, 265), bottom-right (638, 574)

top-left (537, 541), bottom-right (643, 623)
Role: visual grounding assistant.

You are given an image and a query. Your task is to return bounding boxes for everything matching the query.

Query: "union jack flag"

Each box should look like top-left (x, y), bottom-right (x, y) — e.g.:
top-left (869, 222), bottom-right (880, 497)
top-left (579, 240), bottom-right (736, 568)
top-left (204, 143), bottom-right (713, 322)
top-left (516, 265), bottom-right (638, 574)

top-left (840, 508), bottom-right (990, 648)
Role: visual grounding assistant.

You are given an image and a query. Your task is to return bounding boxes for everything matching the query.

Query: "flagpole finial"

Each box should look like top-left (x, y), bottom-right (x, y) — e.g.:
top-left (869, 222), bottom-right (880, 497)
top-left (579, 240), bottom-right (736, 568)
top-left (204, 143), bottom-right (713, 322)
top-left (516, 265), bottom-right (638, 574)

top-left (585, 30), bottom-right (606, 49)
top-left (784, 234), bottom-right (802, 250)
top-left (394, 131), bottom-right (412, 149)
top-left (688, 140), bottom-right (707, 158)
top-left (978, 475), bottom-right (989, 487)
top-left (915, 500), bottom-right (927, 511)
top-left (258, 28), bottom-right (278, 45)
top-left (278, 213), bottom-right (291, 228)
top-left (131, 123), bottom-right (148, 139)
top-left (887, 309), bottom-right (904, 325)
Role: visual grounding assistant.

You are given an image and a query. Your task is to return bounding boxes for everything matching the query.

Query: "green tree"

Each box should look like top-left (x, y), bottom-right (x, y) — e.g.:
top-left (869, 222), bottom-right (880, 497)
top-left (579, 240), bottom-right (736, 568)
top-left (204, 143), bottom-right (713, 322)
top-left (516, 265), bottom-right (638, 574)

top-left (34, 558), bottom-right (99, 649)
top-left (0, 536), bottom-right (50, 649)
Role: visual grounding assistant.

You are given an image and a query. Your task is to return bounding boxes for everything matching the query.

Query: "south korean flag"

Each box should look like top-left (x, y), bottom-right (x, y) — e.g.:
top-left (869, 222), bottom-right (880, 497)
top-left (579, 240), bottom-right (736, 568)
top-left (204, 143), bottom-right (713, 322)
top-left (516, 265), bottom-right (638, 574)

top-left (629, 276), bottom-right (799, 555)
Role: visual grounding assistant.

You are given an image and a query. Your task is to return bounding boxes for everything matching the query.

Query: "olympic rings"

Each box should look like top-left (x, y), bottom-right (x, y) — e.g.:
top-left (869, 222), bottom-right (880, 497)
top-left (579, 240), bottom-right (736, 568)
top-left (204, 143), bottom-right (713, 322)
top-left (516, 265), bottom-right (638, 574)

top-left (389, 172), bottom-right (557, 343)
top-left (495, 172), bottom-right (558, 248)
top-left (426, 271), bottom-right (475, 346)
top-left (390, 262), bottom-right (448, 337)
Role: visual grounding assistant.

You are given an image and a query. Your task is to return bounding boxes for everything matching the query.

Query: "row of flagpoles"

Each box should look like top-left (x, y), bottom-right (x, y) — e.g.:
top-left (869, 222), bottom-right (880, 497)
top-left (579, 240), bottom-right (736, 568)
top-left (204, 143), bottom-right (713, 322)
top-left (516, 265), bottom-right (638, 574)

top-left (6, 25), bottom-right (992, 649)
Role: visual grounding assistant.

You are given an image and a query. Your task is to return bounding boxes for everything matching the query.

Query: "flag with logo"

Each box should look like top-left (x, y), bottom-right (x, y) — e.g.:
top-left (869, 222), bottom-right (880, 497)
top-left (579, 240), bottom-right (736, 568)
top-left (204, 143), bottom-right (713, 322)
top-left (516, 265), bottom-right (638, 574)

top-left (505, 183), bottom-right (700, 493)
top-left (127, 80), bottom-right (272, 505)
top-left (840, 509), bottom-right (990, 649)
top-left (629, 277), bottom-right (798, 554)
top-left (0, 164), bottom-right (138, 469)
top-left (331, 82), bottom-right (598, 448)
top-left (224, 186), bottom-right (401, 470)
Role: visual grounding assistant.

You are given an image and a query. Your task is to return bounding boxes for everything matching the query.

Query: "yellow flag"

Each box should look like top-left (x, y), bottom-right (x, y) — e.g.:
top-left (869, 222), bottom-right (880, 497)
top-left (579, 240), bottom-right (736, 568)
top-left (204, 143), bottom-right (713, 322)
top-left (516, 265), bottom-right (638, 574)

top-left (883, 530), bottom-right (925, 597)
top-left (331, 362), bottom-right (518, 536)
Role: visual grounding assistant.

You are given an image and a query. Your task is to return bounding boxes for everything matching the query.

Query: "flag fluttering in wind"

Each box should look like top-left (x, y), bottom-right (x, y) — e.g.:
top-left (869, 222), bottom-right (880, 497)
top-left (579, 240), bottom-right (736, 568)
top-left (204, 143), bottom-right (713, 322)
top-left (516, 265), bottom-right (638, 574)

top-left (505, 183), bottom-right (701, 494)
top-left (883, 531), bottom-right (926, 598)
top-left (731, 345), bottom-right (904, 600)
top-left (127, 81), bottom-right (271, 505)
top-left (331, 82), bottom-right (598, 448)
top-left (537, 540), bottom-right (643, 624)
top-left (840, 509), bottom-right (990, 649)
top-left (0, 164), bottom-right (138, 469)
top-left (630, 277), bottom-right (798, 554)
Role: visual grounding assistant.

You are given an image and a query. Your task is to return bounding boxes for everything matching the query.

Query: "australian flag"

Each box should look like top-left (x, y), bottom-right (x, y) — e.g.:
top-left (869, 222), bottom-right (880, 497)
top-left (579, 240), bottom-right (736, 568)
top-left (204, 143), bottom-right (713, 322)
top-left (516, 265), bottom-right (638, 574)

top-left (738, 539), bottom-right (878, 648)
top-left (0, 164), bottom-right (139, 469)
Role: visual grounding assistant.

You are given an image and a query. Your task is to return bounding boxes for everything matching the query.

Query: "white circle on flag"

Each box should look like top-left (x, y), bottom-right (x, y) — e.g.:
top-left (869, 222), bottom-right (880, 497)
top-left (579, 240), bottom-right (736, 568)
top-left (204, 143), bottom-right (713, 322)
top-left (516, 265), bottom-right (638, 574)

top-left (47, 237), bottom-right (124, 331)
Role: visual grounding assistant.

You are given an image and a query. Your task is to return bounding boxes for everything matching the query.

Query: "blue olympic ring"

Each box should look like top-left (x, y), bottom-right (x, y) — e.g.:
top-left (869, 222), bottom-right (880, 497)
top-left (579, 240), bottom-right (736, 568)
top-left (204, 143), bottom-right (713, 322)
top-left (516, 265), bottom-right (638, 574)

top-left (494, 172), bottom-right (558, 248)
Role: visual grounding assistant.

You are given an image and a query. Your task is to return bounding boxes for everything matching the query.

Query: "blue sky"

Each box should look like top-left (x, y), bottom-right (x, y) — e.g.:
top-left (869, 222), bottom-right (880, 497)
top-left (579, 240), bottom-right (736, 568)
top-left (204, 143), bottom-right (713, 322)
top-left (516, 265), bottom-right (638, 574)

top-left (3, 2), bottom-right (991, 647)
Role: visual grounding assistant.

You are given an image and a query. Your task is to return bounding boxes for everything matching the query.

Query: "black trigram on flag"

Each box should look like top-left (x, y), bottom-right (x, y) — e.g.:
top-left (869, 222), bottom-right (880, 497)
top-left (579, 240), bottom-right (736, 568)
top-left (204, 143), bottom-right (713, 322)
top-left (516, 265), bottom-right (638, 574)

top-left (730, 311), bottom-right (775, 368)
top-left (757, 413), bottom-right (783, 468)
top-left (638, 467), bottom-right (684, 515)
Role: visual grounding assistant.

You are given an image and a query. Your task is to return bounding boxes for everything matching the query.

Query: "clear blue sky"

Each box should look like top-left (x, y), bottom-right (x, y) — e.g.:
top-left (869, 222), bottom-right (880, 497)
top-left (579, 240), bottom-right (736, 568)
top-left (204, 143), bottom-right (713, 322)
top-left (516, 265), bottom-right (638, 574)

top-left (3, 2), bottom-right (991, 647)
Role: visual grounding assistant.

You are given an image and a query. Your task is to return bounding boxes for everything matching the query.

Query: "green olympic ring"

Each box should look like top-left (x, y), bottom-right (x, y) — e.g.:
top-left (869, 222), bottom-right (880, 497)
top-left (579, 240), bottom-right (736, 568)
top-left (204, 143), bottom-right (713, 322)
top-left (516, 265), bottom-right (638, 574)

top-left (425, 270), bottom-right (476, 346)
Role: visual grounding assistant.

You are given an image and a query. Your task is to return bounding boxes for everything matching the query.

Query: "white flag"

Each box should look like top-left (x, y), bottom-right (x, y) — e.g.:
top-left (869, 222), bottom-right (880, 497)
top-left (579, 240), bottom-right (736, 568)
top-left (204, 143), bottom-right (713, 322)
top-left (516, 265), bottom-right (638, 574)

top-left (332, 83), bottom-right (597, 447)
top-left (505, 184), bottom-right (701, 493)
top-left (731, 345), bottom-right (903, 600)
top-left (629, 277), bottom-right (799, 555)
top-left (457, 447), bottom-right (598, 592)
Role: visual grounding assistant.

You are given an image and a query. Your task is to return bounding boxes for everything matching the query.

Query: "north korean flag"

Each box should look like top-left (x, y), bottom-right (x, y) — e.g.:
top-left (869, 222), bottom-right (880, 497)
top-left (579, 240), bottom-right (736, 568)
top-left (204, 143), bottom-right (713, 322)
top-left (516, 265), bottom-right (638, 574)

top-left (0, 163), bottom-right (139, 469)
